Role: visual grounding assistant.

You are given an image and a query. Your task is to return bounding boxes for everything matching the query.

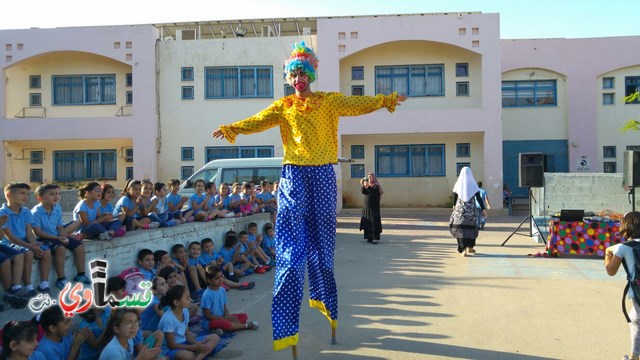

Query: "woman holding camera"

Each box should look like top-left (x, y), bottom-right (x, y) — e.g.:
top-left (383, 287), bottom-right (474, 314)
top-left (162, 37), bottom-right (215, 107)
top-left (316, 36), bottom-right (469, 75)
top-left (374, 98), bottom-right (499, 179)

top-left (359, 173), bottom-right (383, 244)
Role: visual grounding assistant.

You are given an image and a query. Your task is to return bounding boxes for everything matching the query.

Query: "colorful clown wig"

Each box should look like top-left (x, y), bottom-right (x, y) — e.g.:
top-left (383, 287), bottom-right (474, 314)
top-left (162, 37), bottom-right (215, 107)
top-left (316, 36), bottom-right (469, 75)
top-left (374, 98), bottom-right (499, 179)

top-left (284, 41), bottom-right (319, 83)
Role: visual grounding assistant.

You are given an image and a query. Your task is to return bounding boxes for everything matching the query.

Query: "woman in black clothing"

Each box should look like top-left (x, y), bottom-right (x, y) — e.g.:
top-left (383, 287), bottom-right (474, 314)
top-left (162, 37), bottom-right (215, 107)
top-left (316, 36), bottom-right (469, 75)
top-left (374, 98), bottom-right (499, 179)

top-left (449, 167), bottom-right (486, 256)
top-left (359, 173), bottom-right (383, 244)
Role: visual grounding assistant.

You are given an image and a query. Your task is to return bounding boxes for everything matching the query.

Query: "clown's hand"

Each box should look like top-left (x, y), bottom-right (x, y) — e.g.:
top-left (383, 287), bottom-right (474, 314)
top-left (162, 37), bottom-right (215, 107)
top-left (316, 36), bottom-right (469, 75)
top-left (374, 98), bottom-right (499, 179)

top-left (212, 128), bottom-right (224, 139)
top-left (397, 95), bottom-right (407, 105)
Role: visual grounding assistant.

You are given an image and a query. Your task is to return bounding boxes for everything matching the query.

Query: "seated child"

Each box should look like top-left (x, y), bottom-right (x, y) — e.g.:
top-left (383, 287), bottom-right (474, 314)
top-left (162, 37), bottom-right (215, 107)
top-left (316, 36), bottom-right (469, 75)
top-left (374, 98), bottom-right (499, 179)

top-left (73, 182), bottom-right (124, 240)
top-left (200, 238), bottom-right (254, 290)
top-left (113, 180), bottom-right (160, 231)
top-left (238, 231), bottom-right (271, 273)
top-left (37, 306), bottom-right (89, 360)
top-left (248, 222), bottom-right (274, 266)
top-left (187, 180), bottom-right (212, 222)
top-left (172, 243), bottom-right (204, 301)
top-left (2, 320), bottom-right (46, 360)
top-left (1, 182), bottom-right (52, 297)
top-left (187, 241), bottom-right (208, 293)
top-left (77, 306), bottom-right (111, 360)
top-left (137, 249), bottom-right (156, 281)
top-left (151, 182), bottom-right (179, 227)
top-left (261, 223), bottom-right (277, 260)
top-left (154, 249), bottom-right (188, 287)
top-left (218, 232), bottom-right (252, 277)
top-left (158, 285), bottom-right (219, 360)
top-left (0, 236), bottom-right (27, 309)
top-left (201, 265), bottom-right (259, 333)
top-left (32, 184), bottom-right (91, 290)
top-left (213, 183), bottom-right (236, 218)
top-left (139, 180), bottom-right (162, 225)
top-left (256, 180), bottom-right (277, 223)
top-left (227, 183), bottom-right (244, 217)
top-left (166, 179), bottom-right (193, 223)
top-left (99, 183), bottom-right (126, 224)
top-left (99, 308), bottom-right (162, 360)
top-left (240, 183), bottom-right (259, 215)
top-left (140, 276), bottom-right (170, 335)
top-left (204, 182), bottom-right (226, 220)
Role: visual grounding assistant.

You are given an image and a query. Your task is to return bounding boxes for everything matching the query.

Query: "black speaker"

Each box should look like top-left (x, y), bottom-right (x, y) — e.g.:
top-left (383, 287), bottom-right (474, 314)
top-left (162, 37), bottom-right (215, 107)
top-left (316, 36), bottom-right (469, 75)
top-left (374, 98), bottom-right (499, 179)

top-left (519, 153), bottom-right (544, 187)
top-left (623, 150), bottom-right (640, 188)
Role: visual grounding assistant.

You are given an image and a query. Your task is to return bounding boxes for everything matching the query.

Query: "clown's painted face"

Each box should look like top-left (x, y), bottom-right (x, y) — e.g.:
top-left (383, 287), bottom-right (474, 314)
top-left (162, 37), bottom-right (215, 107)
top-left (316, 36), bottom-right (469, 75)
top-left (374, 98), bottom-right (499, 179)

top-left (289, 69), bottom-right (309, 92)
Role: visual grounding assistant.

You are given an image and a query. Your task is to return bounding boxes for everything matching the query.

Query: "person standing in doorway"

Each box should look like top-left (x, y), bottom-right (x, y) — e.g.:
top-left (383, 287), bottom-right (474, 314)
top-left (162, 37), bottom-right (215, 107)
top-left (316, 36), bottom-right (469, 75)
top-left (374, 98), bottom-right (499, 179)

top-left (359, 173), bottom-right (383, 244)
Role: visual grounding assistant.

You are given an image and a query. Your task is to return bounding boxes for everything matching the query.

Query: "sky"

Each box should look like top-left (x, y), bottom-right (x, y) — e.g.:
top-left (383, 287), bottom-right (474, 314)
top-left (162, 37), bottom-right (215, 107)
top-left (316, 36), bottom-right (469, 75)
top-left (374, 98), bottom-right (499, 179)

top-left (0, 0), bottom-right (637, 39)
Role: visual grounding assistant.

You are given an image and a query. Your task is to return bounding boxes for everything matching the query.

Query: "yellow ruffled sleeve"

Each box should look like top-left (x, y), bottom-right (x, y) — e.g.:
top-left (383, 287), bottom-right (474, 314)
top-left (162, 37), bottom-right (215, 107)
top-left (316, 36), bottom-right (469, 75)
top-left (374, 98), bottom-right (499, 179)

top-left (329, 92), bottom-right (398, 117)
top-left (217, 100), bottom-right (284, 144)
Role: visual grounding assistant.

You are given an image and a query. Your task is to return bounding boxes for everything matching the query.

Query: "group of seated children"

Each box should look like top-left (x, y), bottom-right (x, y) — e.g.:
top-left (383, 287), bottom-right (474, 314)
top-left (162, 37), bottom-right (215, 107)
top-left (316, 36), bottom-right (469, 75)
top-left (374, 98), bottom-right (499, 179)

top-left (186, 180), bottom-right (278, 224)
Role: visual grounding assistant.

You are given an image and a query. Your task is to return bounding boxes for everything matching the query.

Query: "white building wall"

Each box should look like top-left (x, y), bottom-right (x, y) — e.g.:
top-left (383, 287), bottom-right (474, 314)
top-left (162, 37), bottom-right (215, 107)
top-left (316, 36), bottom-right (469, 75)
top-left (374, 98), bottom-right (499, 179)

top-left (0, 25), bottom-right (159, 185)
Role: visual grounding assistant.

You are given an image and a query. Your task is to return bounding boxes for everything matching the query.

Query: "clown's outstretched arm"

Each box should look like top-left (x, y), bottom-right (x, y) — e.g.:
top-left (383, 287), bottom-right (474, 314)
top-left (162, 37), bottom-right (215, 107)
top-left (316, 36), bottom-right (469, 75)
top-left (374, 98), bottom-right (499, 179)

top-left (212, 102), bottom-right (283, 143)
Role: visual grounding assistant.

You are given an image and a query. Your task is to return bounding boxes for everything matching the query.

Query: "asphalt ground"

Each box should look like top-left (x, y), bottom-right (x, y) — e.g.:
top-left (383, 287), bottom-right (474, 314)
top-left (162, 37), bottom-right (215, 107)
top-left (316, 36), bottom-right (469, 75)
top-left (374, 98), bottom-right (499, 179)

top-left (214, 211), bottom-right (626, 360)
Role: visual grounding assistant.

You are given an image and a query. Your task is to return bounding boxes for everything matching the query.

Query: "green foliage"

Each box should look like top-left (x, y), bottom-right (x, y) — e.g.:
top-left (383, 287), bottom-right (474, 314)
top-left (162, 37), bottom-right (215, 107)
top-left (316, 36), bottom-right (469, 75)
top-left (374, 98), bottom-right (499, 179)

top-left (622, 91), bottom-right (640, 132)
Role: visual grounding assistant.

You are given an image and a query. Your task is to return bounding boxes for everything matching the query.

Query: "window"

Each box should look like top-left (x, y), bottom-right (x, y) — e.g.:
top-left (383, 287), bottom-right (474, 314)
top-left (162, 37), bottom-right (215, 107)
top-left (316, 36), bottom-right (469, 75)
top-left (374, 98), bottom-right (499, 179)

top-left (351, 66), bottom-right (364, 80)
top-left (205, 66), bottom-right (273, 99)
top-left (603, 93), bottom-right (615, 105)
top-left (625, 77), bottom-right (640, 104)
top-left (456, 82), bottom-right (469, 96)
top-left (351, 164), bottom-right (365, 178)
top-left (181, 86), bottom-right (194, 100)
top-left (351, 145), bottom-right (365, 159)
top-left (205, 146), bottom-right (274, 162)
top-left (628, 145), bottom-right (640, 151)
top-left (502, 80), bottom-right (557, 107)
top-left (603, 77), bottom-right (614, 89)
top-left (181, 166), bottom-right (194, 180)
top-left (181, 67), bottom-right (194, 81)
top-left (375, 65), bottom-right (444, 97)
top-left (125, 73), bottom-right (132, 87)
top-left (29, 93), bottom-right (41, 106)
top-left (29, 75), bottom-right (41, 89)
top-left (53, 150), bottom-right (117, 181)
top-left (52, 75), bottom-right (116, 105)
top-left (456, 63), bottom-right (469, 77)
top-left (351, 85), bottom-right (364, 96)
top-left (375, 144), bottom-right (445, 177)
top-left (30, 150), bottom-right (43, 164)
top-left (456, 143), bottom-right (470, 157)
top-left (126, 91), bottom-right (133, 104)
top-left (125, 148), bottom-right (133, 162)
top-left (30, 169), bottom-right (43, 183)
top-left (603, 146), bottom-right (616, 158)
top-left (456, 162), bottom-right (471, 176)
top-left (284, 84), bottom-right (295, 96)
top-left (126, 166), bottom-right (134, 180)
top-left (181, 147), bottom-right (194, 161)
top-left (604, 161), bottom-right (617, 173)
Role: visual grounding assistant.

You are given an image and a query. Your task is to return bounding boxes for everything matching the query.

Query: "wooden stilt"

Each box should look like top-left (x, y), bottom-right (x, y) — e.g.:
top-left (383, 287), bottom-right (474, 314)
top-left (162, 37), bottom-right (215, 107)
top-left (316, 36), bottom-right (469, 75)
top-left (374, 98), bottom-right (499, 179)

top-left (331, 327), bottom-right (337, 345)
top-left (292, 345), bottom-right (298, 360)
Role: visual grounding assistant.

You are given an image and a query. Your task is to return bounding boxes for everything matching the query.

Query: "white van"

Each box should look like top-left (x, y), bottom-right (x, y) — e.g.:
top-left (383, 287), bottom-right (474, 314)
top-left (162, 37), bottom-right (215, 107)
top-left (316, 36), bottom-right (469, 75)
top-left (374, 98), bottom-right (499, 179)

top-left (179, 157), bottom-right (283, 197)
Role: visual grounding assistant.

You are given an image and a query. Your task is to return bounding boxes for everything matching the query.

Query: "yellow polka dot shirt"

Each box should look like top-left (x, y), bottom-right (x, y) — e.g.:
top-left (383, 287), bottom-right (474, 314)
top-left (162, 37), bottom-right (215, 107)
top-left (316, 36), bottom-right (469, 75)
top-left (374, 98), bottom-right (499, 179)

top-left (219, 91), bottom-right (398, 166)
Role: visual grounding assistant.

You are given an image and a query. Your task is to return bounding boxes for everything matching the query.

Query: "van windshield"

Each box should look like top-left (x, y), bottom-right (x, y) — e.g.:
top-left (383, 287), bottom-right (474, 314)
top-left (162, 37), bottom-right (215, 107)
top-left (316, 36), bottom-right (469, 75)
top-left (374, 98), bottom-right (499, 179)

top-left (184, 169), bottom-right (218, 188)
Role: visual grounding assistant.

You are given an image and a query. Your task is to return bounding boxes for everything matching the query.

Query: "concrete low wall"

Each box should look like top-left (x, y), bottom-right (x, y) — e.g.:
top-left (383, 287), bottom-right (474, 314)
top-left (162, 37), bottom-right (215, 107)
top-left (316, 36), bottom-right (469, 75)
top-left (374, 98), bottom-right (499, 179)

top-left (531, 173), bottom-right (637, 216)
top-left (29, 213), bottom-right (271, 284)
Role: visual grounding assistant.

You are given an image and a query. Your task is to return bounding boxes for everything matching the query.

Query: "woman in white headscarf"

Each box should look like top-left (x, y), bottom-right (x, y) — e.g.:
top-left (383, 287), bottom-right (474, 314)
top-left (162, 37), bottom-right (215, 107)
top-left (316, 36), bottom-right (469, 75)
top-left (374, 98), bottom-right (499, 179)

top-left (449, 167), bottom-right (486, 256)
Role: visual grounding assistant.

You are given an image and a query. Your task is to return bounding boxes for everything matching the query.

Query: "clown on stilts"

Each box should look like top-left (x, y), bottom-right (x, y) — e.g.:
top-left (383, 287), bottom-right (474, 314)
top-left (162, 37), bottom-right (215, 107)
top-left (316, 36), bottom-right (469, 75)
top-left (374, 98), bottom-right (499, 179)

top-left (212, 41), bottom-right (406, 358)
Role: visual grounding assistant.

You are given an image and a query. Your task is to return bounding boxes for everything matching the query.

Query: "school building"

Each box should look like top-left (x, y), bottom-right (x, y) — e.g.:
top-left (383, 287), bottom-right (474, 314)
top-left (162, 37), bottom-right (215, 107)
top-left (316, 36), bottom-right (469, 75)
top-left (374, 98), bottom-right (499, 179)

top-left (1, 13), bottom-right (639, 209)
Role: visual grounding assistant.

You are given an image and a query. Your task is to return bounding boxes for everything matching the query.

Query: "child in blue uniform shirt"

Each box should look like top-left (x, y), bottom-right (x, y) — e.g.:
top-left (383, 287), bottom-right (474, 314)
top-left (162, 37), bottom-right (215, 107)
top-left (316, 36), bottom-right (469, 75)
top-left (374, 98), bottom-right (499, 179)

top-left (137, 248), bottom-right (157, 281)
top-left (37, 306), bottom-right (89, 360)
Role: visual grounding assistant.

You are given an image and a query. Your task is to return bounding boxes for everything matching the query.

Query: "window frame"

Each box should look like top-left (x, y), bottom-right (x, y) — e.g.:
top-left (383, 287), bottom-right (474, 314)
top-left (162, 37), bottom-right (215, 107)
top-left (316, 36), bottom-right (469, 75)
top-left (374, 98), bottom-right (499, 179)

top-left (375, 64), bottom-right (445, 97)
top-left (181, 147), bottom-right (195, 161)
top-left (351, 164), bottom-right (365, 178)
top-left (125, 73), bottom-right (133, 87)
top-left (29, 75), bottom-right (41, 89)
top-left (351, 85), bottom-right (364, 96)
top-left (53, 149), bottom-right (117, 181)
top-left (603, 161), bottom-right (617, 173)
top-left (181, 67), bottom-right (194, 81)
top-left (126, 91), bottom-right (133, 104)
top-left (603, 146), bottom-right (616, 158)
top-left (351, 66), bottom-right (364, 81)
top-left (204, 146), bottom-right (275, 163)
top-left (603, 77), bottom-right (614, 89)
top-left (456, 143), bottom-right (471, 157)
top-left (181, 166), bottom-right (195, 180)
top-left (204, 66), bottom-right (274, 99)
top-left (455, 63), bottom-right (469, 77)
top-left (124, 148), bottom-right (133, 163)
top-left (30, 169), bottom-right (43, 183)
top-left (181, 86), bottom-right (194, 100)
top-left (456, 162), bottom-right (471, 176)
top-left (375, 144), bottom-right (446, 177)
top-left (625, 76), bottom-right (640, 104)
top-left (351, 145), bottom-right (365, 159)
top-left (456, 82), bottom-right (469, 96)
top-left (30, 150), bottom-right (44, 165)
top-left (125, 166), bottom-right (134, 180)
top-left (52, 74), bottom-right (116, 106)
top-left (603, 93), bottom-right (615, 105)
top-left (29, 93), bottom-right (42, 106)
top-left (501, 79), bottom-right (557, 108)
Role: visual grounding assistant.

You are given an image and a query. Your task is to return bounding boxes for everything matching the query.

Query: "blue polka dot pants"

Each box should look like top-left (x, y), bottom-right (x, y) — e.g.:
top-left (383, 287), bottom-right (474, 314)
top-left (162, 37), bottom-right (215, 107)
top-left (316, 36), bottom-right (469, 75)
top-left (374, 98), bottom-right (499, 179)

top-left (271, 164), bottom-right (338, 351)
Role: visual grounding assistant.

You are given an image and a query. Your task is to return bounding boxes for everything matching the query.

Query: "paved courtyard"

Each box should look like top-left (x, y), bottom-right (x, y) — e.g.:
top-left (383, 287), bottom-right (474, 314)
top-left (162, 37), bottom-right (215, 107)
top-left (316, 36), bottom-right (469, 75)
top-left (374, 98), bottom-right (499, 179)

top-left (215, 211), bottom-right (625, 360)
